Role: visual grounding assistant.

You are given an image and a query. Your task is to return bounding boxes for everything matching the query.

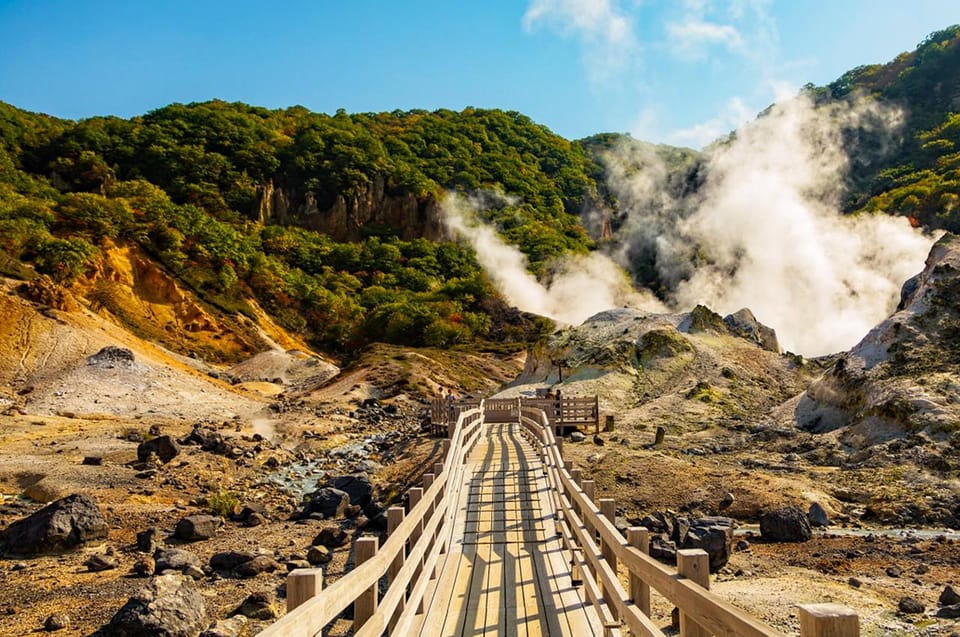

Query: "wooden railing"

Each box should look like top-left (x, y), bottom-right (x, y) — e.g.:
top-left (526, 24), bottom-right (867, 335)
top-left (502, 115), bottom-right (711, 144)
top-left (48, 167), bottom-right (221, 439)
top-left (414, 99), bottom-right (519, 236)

top-left (518, 404), bottom-right (860, 637)
top-left (431, 394), bottom-right (599, 430)
top-left (258, 404), bottom-right (484, 637)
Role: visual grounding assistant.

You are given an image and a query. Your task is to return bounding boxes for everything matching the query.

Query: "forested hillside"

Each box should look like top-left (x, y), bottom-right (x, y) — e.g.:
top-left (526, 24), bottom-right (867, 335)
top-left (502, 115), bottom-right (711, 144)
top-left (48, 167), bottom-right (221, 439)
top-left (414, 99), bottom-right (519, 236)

top-left (2, 25), bottom-right (960, 356)
top-left (0, 103), bottom-right (600, 352)
top-left (814, 25), bottom-right (960, 229)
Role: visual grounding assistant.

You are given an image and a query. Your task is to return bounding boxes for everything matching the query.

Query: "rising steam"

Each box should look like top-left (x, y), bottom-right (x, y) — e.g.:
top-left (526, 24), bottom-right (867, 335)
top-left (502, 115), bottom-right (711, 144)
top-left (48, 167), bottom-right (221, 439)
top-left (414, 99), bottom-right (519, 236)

top-left (442, 94), bottom-right (936, 356)
top-left (609, 93), bottom-right (937, 356)
top-left (442, 192), bottom-right (664, 326)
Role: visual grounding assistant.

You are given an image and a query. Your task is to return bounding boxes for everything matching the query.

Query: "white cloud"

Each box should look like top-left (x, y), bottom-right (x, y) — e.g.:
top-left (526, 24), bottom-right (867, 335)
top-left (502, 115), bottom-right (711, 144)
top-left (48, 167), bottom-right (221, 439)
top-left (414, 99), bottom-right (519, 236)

top-left (522, 0), bottom-right (638, 81)
top-left (666, 18), bottom-right (743, 59)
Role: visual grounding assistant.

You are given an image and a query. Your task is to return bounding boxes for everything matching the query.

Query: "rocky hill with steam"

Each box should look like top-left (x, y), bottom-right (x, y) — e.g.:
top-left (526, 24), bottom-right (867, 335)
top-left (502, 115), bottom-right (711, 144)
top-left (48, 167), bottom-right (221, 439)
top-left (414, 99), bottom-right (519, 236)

top-left (793, 232), bottom-right (960, 465)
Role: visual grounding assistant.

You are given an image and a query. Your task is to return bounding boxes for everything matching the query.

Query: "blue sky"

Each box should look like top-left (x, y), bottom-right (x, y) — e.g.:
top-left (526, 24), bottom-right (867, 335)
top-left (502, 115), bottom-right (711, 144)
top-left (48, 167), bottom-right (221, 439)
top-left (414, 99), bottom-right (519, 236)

top-left (1, 1), bottom-right (959, 147)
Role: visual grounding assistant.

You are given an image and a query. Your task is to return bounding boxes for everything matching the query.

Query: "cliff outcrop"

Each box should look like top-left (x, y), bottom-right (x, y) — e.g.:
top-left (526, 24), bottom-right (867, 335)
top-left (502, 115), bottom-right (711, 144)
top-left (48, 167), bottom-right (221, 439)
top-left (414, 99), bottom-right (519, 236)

top-left (254, 174), bottom-right (445, 242)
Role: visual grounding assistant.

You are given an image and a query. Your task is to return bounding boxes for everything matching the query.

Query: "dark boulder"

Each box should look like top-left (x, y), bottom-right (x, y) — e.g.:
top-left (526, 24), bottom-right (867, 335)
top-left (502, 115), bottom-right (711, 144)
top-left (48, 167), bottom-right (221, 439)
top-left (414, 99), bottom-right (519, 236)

top-left (330, 475), bottom-right (373, 507)
top-left (137, 527), bottom-right (161, 553)
top-left (898, 597), bottom-right (924, 614)
top-left (87, 346), bottom-right (135, 367)
top-left (313, 526), bottom-right (348, 548)
top-left (940, 585), bottom-right (960, 606)
top-left (209, 551), bottom-right (256, 572)
top-left (174, 515), bottom-right (220, 542)
top-left (303, 488), bottom-right (349, 519)
top-left (137, 436), bottom-right (180, 464)
top-left (0, 494), bottom-right (108, 555)
top-left (103, 574), bottom-right (206, 637)
top-left (153, 547), bottom-right (202, 576)
top-left (180, 426), bottom-right (226, 454)
top-left (682, 517), bottom-right (734, 573)
top-left (649, 535), bottom-right (677, 565)
top-left (759, 506), bottom-right (812, 542)
top-left (808, 502), bottom-right (830, 527)
top-left (233, 555), bottom-right (279, 578)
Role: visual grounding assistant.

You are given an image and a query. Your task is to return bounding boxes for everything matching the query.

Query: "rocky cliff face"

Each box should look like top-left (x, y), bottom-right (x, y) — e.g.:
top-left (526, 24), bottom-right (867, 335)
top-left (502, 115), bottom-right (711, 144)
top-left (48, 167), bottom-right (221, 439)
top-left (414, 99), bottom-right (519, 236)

top-left (254, 175), bottom-right (446, 242)
top-left (794, 232), bottom-right (960, 449)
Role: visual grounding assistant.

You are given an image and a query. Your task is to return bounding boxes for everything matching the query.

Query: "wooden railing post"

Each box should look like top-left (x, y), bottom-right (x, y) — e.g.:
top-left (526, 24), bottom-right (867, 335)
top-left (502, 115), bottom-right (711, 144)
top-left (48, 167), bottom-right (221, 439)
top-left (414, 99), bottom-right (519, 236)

top-left (408, 486), bottom-right (425, 612)
top-left (677, 549), bottom-right (710, 637)
top-left (599, 498), bottom-right (619, 621)
top-left (353, 536), bottom-right (379, 631)
top-left (627, 527), bottom-right (651, 616)
top-left (286, 568), bottom-right (323, 612)
top-left (386, 506), bottom-right (406, 631)
top-left (798, 604), bottom-right (860, 637)
top-left (582, 479), bottom-right (596, 538)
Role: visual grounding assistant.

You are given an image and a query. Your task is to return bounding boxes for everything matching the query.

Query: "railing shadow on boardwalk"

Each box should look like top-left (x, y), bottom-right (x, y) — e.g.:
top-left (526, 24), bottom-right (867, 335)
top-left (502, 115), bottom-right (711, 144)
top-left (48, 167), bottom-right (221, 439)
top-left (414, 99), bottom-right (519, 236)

top-left (256, 397), bottom-right (861, 637)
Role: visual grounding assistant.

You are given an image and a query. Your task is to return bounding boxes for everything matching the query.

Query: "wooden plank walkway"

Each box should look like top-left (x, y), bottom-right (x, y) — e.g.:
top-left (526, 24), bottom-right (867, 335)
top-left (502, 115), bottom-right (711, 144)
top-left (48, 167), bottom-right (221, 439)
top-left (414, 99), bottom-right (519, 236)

top-left (415, 423), bottom-right (602, 637)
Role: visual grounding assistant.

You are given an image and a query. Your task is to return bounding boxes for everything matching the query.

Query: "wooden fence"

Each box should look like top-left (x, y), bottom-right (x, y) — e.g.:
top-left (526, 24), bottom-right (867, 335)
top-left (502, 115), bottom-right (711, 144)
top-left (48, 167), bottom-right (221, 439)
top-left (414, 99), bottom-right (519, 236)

top-left (258, 405), bottom-right (483, 637)
top-left (517, 405), bottom-right (860, 637)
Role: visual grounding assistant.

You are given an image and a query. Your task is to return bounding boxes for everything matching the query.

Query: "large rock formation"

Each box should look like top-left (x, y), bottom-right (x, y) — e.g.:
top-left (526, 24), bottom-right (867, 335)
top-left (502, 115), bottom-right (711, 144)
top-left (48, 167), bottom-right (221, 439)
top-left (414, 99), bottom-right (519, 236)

top-left (0, 494), bottom-right (109, 555)
top-left (508, 305), bottom-right (808, 433)
top-left (254, 175), bottom-right (445, 242)
top-left (103, 574), bottom-right (206, 637)
top-left (795, 233), bottom-right (960, 448)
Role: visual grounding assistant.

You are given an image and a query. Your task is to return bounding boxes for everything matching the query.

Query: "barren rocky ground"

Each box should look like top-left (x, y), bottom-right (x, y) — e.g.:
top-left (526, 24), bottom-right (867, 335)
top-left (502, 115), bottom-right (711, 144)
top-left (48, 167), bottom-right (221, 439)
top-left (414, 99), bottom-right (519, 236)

top-left (1, 243), bottom-right (959, 636)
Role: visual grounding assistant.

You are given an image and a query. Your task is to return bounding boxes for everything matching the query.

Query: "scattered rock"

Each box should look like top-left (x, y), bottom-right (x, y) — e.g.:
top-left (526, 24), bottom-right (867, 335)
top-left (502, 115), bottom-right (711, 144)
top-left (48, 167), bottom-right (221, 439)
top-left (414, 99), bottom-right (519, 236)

top-left (649, 535), bottom-right (677, 564)
top-left (137, 527), bottom-right (161, 553)
top-left (104, 574), bottom-right (206, 637)
top-left (234, 555), bottom-right (280, 578)
top-left (245, 511), bottom-right (266, 527)
top-left (569, 431), bottom-right (585, 443)
top-left (941, 585), bottom-right (960, 606)
top-left (209, 551), bottom-right (256, 572)
top-left (313, 526), bottom-right (348, 548)
top-left (153, 548), bottom-right (202, 576)
top-left (808, 502), bottom-right (830, 527)
top-left (133, 556), bottom-right (155, 577)
top-left (886, 565), bottom-right (902, 578)
top-left (82, 456), bottom-right (103, 466)
top-left (200, 616), bottom-right (248, 637)
top-left (137, 435), bottom-right (180, 464)
top-left (303, 488), bottom-right (349, 519)
top-left (936, 604), bottom-right (960, 619)
top-left (898, 597), bottom-right (925, 614)
top-left (87, 346), bottom-right (135, 367)
top-left (44, 613), bottom-right (69, 631)
top-left (0, 494), bottom-right (108, 555)
top-left (759, 506), bottom-right (811, 542)
top-left (735, 539), bottom-right (750, 552)
top-left (232, 591), bottom-right (277, 620)
top-left (23, 478), bottom-right (65, 504)
top-left (307, 545), bottom-right (332, 565)
top-left (682, 517), bottom-right (734, 572)
top-left (848, 577), bottom-right (862, 588)
top-left (330, 475), bottom-right (374, 507)
top-left (719, 493), bottom-right (735, 510)
top-left (174, 515), bottom-right (220, 541)
top-left (84, 553), bottom-right (118, 572)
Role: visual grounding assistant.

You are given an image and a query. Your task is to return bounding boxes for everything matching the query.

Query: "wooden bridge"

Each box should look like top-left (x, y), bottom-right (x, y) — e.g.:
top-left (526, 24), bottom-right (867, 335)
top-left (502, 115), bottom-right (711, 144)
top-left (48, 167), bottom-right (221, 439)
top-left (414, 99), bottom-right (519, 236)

top-left (259, 398), bottom-right (860, 637)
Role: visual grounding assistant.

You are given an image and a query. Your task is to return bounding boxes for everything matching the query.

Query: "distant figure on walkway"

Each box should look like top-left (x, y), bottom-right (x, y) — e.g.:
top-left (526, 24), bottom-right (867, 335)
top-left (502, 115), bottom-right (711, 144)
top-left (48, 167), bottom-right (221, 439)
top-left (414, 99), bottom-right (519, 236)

top-left (445, 387), bottom-right (457, 422)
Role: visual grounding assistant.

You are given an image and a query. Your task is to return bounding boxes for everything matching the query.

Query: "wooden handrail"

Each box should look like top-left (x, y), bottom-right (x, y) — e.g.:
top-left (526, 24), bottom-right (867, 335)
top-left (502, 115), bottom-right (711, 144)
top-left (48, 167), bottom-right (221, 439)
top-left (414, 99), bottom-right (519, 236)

top-left (521, 406), bottom-right (792, 637)
top-left (258, 404), bottom-right (484, 636)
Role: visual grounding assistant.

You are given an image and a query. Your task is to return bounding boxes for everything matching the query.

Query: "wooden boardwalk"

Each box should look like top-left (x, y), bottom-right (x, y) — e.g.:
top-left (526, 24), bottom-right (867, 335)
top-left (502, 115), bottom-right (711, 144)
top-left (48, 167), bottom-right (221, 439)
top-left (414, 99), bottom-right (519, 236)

top-left (415, 423), bottom-right (602, 636)
top-left (259, 398), bottom-right (860, 637)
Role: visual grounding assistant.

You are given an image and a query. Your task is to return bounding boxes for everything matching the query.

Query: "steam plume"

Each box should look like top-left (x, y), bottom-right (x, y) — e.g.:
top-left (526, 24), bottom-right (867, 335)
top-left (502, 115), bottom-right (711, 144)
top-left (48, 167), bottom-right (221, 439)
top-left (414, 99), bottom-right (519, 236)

top-left (442, 192), bottom-right (664, 326)
top-left (607, 94), bottom-right (937, 355)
